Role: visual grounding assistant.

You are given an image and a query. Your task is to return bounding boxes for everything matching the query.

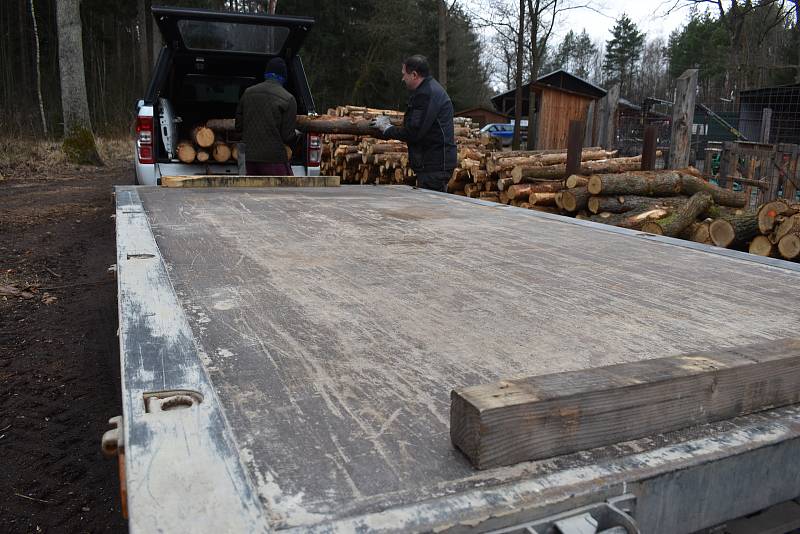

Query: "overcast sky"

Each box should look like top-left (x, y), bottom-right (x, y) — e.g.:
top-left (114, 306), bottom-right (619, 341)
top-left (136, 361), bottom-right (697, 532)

top-left (565, 0), bottom-right (696, 43)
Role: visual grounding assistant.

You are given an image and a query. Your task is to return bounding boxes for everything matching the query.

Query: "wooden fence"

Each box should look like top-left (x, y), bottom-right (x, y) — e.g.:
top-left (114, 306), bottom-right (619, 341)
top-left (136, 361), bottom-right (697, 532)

top-left (703, 141), bottom-right (800, 209)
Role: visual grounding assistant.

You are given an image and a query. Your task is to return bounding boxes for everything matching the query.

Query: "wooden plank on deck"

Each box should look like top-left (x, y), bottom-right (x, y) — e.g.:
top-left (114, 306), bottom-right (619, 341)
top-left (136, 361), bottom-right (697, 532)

top-left (161, 175), bottom-right (340, 188)
top-left (451, 338), bottom-right (800, 469)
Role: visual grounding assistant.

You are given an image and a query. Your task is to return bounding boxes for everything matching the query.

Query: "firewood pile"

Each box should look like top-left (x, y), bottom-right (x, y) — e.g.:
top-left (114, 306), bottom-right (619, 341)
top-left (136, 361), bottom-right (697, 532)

top-left (312, 106), bottom-right (494, 184)
top-left (749, 200), bottom-right (800, 260)
top-left (174, 121), bottom-right (239, 164)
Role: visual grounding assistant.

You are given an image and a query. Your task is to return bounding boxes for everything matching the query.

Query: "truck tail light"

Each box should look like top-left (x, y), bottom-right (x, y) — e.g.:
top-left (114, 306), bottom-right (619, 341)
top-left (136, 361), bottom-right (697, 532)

top-left (307, 133), bottom-right (321, 167)
top-left (136, 116), bottom-right (154, 164)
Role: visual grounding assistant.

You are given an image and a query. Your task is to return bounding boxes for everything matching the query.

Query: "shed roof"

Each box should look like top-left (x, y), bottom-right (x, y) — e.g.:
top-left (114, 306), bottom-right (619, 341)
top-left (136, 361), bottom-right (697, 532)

top-left (490, 69), bottom-right (607, 109)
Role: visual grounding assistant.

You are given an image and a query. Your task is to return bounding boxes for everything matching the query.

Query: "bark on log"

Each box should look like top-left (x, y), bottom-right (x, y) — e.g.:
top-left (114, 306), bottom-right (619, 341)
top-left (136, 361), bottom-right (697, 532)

top-left (512, 157), bottom-right (642, 184)
top-left (561, 187), bottom-right (590, 212)
top-left (757, 200), bottom-right (797, 234)
top-left (497, 177), bottom-right (514, 191)
top-left (588, 195), bottom-right (687, 215)
top-left (708, 213), bottom-right (759, 248)
top-left (192, 126), bottom-right (215, 148)
top-left (177, 141), bottom-right (196, 163)
top-left (749, 235), bottom-right (777, 257)
top-left (206, 118), bottom-right (235, 131)
top-left (491, 150), bottom-right (615, 174)
top-left (641, 192), bottom-right (713, 237)
top-left (588, 171), bottom-right (746, 207)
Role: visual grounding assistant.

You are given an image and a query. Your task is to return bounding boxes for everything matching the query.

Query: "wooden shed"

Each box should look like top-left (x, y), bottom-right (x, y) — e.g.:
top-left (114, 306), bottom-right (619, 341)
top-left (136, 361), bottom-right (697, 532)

top-left (490, 70), bottom-right (606, 149)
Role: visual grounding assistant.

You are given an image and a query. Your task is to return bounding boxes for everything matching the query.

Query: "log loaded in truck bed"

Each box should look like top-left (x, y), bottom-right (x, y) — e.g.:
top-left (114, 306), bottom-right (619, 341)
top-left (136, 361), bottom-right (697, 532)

top-left (110, 183), bottom-right (800, 533)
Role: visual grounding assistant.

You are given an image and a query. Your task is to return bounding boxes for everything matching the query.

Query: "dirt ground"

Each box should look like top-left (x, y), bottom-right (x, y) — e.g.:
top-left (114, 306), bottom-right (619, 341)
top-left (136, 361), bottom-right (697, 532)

top-left (0, 143), bottom-right (131, 533)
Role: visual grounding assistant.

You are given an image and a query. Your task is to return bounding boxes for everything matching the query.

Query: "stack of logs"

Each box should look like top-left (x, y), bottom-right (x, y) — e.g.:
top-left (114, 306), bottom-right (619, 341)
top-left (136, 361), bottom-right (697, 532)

top-left (316, 105), bottom-right (493, 184)
top-left (174, 121), bottom-right (238, 164)
top-left (312, 104), bottom-right (799, 262)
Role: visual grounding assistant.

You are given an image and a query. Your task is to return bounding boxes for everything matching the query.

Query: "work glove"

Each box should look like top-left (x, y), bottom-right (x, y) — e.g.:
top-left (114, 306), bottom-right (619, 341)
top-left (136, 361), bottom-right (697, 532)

top-left (371, 115), bottom-right (392, 133)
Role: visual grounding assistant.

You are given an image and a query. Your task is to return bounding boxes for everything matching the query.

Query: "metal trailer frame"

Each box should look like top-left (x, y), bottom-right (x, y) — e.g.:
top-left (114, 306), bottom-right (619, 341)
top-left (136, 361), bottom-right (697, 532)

top-left (111, 185), bottom-right (800, 533)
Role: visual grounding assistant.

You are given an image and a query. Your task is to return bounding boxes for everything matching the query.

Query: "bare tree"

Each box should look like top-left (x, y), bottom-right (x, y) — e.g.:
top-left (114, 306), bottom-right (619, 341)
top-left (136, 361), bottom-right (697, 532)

top-left (30, 0), bottom-right (47, 136)
top-left (56, 0), bottom-right (102, 165)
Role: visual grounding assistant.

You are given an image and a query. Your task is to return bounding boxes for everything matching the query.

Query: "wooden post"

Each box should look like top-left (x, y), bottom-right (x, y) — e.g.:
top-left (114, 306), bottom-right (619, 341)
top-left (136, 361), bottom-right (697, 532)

top-left (641, 125), bottom-right (658, 171)
top-left (584, 101), bottom-right (595, 146)
top-left (598, 84), bottom-right (619, 150)
top-left (565, 120), bottom-right (585, 177)
top-left (760, 107), bottom-right (773, 144)
top-left (669, 69), bottom-right (698, 169)
top-left (718, 141), bottom-right (734, 189)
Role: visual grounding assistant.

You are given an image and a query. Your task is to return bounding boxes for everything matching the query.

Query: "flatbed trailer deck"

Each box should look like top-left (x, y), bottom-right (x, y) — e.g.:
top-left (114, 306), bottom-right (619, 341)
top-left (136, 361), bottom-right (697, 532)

top-left (113, 185), bottom-right (800, 533)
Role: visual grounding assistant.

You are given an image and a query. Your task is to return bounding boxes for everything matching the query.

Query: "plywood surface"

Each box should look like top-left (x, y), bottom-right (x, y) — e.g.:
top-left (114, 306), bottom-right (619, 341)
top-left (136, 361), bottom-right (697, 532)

top-left (136, 185), bottom-right (800, 528)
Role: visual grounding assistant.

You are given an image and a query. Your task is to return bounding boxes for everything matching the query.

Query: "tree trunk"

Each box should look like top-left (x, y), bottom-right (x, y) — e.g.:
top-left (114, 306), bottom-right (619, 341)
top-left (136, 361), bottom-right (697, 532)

top-left (528, 192), bottom-right (558, 206)
top-left (137, 0), bottom-right (149, 92)
top-left (56, 0), bottom-right (102, 165)
top-left (438, 0), bottom-right (447, 89)
top-left (512, 0), bottom-right (525, 151)
top-left (641, 192), bottom-right (713, 237)
top-left (525, 0), bottom-right (542, 151)
top-left (708, 213), bottom-right (759, 248)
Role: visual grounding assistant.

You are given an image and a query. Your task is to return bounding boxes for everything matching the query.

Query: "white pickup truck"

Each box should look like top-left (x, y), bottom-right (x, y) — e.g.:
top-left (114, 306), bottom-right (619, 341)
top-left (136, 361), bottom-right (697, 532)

top-left (134, 7), bottom-right (321, 185)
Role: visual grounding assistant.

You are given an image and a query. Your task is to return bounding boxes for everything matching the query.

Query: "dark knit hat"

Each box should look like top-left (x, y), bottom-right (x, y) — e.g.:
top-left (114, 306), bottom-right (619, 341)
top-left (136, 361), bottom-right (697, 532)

top-left (265, 57), bottom-right (288, 79)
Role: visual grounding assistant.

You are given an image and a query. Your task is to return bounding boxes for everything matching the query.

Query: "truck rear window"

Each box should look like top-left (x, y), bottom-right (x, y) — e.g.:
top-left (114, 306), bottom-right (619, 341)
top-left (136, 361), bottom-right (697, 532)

top-left (178, 75), bottom-right (256, 104)
top-left (177, 20), bottom-right (289, 54)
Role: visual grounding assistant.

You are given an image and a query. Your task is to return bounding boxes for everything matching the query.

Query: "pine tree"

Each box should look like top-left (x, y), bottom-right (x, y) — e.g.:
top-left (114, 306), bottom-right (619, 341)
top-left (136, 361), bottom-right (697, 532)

top-left (603, 14), bottom-right (645, 98)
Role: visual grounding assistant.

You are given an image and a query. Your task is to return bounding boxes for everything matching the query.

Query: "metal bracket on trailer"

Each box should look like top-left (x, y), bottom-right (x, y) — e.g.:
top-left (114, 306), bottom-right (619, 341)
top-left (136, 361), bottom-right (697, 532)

top-left (489, 495), bottom-right (639, 534)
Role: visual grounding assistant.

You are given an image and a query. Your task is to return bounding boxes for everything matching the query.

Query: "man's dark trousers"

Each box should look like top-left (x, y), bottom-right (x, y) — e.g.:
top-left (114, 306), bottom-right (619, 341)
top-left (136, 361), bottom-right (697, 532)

top-left (416, 171), bottom-right (450, 192)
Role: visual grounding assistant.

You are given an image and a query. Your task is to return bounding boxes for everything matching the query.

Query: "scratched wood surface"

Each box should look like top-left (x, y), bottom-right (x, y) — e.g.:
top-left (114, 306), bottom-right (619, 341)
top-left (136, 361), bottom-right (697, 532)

top-left (136, 185), bottom-right (800, 529)
top-left (452, 338), bottom-right (800, 469)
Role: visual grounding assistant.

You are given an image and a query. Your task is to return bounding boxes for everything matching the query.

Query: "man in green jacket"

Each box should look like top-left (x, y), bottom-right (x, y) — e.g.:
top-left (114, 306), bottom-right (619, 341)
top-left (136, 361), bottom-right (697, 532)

top-left (235, 57), bottom-right (298, 175)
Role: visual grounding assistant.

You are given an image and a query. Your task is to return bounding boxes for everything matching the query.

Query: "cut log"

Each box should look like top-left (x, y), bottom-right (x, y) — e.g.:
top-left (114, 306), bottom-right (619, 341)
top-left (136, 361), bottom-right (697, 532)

top-left (749, 235), bottom-right (777, 257)
top-left (196, 149), bottom-right (210, 163)
top-left (778, 234), bottom-right (800, 260)
top-left (497, 177), bottom-right (514, 191)
top-left (450, 338), bottom-right (800, 468)
top-left (757, 200), bottom-right (797, 234)
top-left (464, 183), bottom-right (482, 197)
top-left (565, 175), bottom-right (588, 189)
top-left (212, 142), bottom-right (231, 162)
top-left (528, 205), bottom-right (561, 214)
top-left (689, 220), bottom-right (713, 244)
top-left (507, 182), bottom-right (563, 200)
top-left (509, 156), bottom-right (641, 184)
top-left (191, 126), bottom-right (215, 148)
top-left (641, 192), bottom-right (713, 237)
top-left (176, 141), bottom-right (196, 163)
top-left (528, 192), bottom-right (558, 206)
top-left (560, 186), bottom-right (590, 212)
top-left (231, 144), bottom-right (239, 161)
top-left (586, 208), bottom-right (671, 230)
top-left (296, 114), bottom-right (401, 135)
top-left (586, 195), bottom-right (681, 215)
top-left (773, 214), bottom-right (800, 243)
top-left (708, 212), bottom-right (759, 248)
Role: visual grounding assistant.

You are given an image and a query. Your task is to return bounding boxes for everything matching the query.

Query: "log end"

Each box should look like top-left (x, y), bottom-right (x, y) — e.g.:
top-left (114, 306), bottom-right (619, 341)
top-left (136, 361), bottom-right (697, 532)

top-left (587, 175), bottom-right (602, 195)
top-left (709, 219), bottom-right (735, 248)
top-left (778, 234), bottom-right (800, 260)
top-left (749, 235), bottom-right (776, 257)
top-left (641, 221), bottom-right (664, 235)
top-left (588, 196), bottom-right (600, 214)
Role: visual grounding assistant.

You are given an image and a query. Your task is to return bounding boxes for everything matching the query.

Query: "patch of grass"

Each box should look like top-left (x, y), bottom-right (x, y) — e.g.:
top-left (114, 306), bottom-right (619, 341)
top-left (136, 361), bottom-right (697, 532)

top-left (0, 136), bottom-right (133, 180)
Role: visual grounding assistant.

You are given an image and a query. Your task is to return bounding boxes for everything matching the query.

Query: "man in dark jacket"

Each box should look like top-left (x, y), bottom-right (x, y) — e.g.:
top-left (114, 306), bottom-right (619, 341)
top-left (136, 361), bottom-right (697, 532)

top-left (371, 55), bottom-right (457, 192)
top-left (235, 57), bottom-right (298, 176)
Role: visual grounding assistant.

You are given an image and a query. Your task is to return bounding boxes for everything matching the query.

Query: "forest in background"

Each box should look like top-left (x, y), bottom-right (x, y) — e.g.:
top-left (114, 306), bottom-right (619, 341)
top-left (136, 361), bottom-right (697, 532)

top-left (0, 0), bottom-right (797, 139)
